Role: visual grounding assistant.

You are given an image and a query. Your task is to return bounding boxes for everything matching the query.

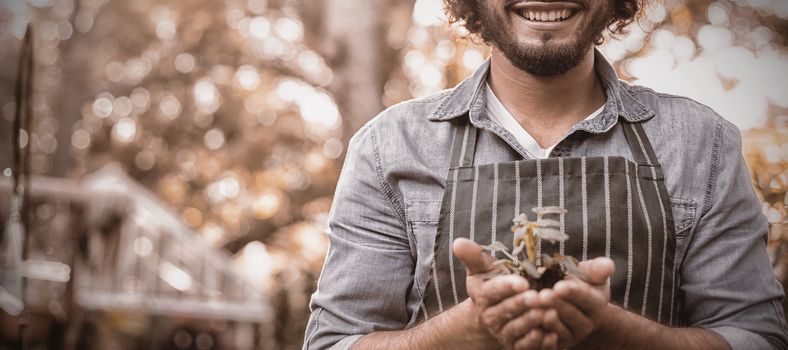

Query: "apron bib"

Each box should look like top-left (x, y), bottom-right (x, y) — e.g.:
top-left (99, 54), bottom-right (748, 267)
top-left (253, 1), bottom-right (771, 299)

top-left (422, 119), bottom-right (680, 326)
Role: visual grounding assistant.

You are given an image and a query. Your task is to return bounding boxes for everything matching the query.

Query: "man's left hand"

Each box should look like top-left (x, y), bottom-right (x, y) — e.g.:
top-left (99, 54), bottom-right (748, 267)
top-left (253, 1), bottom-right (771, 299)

top-left (533, 257), bottom-right (615, 349)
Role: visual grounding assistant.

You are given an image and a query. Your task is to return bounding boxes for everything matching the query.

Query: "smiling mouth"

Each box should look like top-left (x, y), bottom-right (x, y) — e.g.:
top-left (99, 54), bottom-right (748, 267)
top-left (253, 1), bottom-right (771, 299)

top-left (508, 2), bottom-right (582, 23)
top-left (520, 9), bottom-right (574, 22)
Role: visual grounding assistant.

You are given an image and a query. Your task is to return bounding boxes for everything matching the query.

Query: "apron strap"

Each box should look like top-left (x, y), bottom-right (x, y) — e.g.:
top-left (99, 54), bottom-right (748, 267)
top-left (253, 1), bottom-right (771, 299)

top-left (448, 119), bottom-right (479, 168)
top-left (622, 122), bottom-right (659, 167)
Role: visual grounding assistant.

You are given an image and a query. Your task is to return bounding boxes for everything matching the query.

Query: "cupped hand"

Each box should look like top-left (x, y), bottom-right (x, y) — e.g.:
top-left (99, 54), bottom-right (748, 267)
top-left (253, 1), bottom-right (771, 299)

top-left (537, 257), bottom-right (615, 349)
top-left (453, 238), bottom-right (558, 350)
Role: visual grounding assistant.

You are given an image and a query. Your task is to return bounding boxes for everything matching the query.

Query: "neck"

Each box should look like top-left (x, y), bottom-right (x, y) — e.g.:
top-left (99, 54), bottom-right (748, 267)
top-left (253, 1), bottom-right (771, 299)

top-left (487, 47), bottom-right (606, 128)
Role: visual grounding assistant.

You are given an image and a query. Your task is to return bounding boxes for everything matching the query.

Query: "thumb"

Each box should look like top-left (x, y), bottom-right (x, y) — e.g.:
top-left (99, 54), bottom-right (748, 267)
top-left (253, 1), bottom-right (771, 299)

top-left (578, 257), bottom-right (615, 285)
top-left (452, 238), bottom-right (496, 275)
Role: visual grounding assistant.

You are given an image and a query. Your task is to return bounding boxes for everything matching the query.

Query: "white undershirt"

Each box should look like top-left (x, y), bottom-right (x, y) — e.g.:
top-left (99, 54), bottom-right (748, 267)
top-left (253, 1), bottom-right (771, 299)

top-left (484, 83), bottom-right (605, 159)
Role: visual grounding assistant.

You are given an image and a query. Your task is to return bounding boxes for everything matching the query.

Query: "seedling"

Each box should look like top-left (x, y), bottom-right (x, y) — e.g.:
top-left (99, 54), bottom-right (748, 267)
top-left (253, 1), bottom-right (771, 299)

top-left (479, 206), bottom-right (586, 290)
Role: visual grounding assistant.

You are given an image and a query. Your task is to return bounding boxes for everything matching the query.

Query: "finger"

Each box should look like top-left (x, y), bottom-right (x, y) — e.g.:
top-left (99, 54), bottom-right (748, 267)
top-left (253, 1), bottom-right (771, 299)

top-left (541, 332), bottom-right (559, 350)
top-left (513, 328), bottom-right (544, 350)
top-left (549, 293), bottom-right (594, 341)
top-left (500, 308), bottom-right (543, 347)
top-left (541, 308), bottom-right (573, 344)
top-left (577, 257), bottom-right (615, 285)
top-left (554, 280), bottom-right (605, 316)
top-left (476, 275), bottom-right (529, 308)
top-left (482, 289), bottom-right (539, 331)
top-left (453, 238), bottom-right (496, 275)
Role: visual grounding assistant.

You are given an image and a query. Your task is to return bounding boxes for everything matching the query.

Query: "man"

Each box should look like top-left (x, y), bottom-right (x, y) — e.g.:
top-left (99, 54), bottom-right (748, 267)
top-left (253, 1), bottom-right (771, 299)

top-left (304, 0), bottom-right (788, 349)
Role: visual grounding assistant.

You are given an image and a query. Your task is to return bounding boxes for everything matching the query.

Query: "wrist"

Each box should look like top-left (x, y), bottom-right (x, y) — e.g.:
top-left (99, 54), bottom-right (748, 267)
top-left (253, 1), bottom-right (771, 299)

top-left (595, 303), bottom-right (623, 334)
top-left (458, 298), bottom-right (498, 344)
top-left (581, 303), bottom-right (668, 350)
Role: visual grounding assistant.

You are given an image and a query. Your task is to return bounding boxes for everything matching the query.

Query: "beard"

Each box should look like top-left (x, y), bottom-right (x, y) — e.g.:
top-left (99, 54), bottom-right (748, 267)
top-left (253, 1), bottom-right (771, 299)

top-left (476, 1), bottom-right (612, 77)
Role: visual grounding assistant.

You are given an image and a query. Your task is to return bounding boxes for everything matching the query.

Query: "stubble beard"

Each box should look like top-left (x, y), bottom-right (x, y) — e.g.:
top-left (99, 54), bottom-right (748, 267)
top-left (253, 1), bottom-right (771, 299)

top-left (476, 2), bottom-right (611, 77)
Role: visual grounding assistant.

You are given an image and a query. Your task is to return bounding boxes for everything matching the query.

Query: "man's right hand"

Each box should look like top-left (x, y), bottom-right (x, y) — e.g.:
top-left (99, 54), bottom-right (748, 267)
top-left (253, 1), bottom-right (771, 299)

top-left (453, 238), bottom-right (560, 350)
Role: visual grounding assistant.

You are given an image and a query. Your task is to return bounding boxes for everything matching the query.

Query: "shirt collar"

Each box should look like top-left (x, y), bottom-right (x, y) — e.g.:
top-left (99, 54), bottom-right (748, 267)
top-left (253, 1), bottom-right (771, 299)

top-left (427, 49), bottom-right (655, 134)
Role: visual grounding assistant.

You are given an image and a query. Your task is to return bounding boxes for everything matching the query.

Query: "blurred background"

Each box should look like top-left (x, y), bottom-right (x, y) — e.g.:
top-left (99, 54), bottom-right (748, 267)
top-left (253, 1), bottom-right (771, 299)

top-left (0, 0), bottom-right (785, 349)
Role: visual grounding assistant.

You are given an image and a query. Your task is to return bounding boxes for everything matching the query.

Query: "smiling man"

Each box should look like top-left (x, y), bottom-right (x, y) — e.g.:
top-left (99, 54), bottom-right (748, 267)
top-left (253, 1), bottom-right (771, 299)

top-left (303, 1), bottom-right (788, 349)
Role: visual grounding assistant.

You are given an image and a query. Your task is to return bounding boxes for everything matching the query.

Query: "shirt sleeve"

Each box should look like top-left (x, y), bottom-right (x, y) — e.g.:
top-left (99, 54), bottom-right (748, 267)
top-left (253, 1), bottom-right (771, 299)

top-left (680, 120), bottom-right (788, 349)
top-left (303, 122), bottom-right (414, 350)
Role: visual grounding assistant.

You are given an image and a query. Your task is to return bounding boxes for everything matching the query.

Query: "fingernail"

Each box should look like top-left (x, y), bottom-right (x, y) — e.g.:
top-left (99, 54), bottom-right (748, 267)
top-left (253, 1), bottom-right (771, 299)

top-left (553, 281), bottom-right (568, 294)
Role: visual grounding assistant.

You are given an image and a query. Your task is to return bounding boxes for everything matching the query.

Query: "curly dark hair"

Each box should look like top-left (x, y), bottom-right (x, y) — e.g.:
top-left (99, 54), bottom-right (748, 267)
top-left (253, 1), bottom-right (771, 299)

top-left (445, 0), bottom-right (646, 41)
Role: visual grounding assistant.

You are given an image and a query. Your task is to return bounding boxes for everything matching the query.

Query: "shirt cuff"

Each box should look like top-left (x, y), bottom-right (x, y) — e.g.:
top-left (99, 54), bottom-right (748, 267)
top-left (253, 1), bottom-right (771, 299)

top-left (708, 326), bottom-right (774, 350)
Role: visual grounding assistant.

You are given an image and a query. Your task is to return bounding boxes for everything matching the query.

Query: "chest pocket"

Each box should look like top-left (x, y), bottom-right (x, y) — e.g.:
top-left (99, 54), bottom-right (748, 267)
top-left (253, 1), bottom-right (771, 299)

top-left (405, 200), bottom-right (442, 313)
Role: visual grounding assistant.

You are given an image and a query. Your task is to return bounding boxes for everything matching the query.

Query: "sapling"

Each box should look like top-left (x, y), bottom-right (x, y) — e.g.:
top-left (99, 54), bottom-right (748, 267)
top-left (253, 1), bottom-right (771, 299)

top-left (478, 206), bottom-right (587, 290)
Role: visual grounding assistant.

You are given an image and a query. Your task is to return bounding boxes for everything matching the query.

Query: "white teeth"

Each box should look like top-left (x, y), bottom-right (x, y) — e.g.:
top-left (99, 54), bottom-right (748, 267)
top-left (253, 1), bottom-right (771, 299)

top-left (522, 9), bottom-right (573, 22)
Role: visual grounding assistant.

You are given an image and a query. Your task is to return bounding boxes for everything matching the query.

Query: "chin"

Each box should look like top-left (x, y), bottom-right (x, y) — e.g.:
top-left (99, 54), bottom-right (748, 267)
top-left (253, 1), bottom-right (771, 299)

top-left (499, 37), bottom-right (591, 77)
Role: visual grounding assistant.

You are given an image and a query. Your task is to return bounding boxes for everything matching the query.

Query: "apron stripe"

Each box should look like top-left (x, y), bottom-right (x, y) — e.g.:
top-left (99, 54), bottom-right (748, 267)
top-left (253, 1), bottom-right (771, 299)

top-left (491, 163), bottom-right (500, 257)
top-left (448, 166), bottom-right (460, 305)
top-left (458, 123), bottom-right (471, 167)
top-left (470, 166), bottom-right (479, 243)
top-left (515, 162), bottom-right (521, 218)
top-left (669, 245), bottom-right (678, 326)
top-left (559, 157), bottom-right (566, 256)
top-left (624, 161), bottom-right (634, 309)
top-left (604, 156), bottom-right (612, 287)
top-left (536, 159), bottom-right (543, 265)
top-left (652, 167), bottom-right (669, 323)
top-left (604, 157), bottom-right (612, 257)
top-left (439, 121), bottom-right (471, 309)
top-left (631, 124), bottom-right (653, 165)
top-left (446, 125), bottom-right (469, 307)
top-left (431, 255), bottom-right (444, 313)
top-left (581, 157), bottom-right (589, 261)
top-left (635, 174), bottom-right (654, 316)
top-left (633, 123), bottom-right (660, 167)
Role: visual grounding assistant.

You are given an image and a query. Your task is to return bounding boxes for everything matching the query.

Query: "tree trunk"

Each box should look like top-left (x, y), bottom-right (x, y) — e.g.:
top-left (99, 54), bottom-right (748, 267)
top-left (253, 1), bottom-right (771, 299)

top-left (300, 0), bottom-right (415, 140)
top-left (51, 2), bottom-right (93, 178)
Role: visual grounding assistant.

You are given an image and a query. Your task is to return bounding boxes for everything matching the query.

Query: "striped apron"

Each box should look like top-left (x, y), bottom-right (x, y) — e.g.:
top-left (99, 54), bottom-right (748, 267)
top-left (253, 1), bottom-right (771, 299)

top-left (422, 118), bottom-right (680, 326)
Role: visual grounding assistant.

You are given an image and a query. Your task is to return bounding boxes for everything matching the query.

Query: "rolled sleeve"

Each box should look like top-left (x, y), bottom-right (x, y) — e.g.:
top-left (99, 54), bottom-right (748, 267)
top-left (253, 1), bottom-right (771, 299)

top-left (680, 121), bottom-right (788, 349)
top-left (303, 122), bottom-right (414, 350)
top-left (709, 326), bottom-right (781, 350)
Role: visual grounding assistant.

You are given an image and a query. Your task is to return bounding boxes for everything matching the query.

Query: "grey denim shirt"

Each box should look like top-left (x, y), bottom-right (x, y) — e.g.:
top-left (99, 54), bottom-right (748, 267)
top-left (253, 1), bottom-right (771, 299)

top-left (303, 51), bottom-right (788, 350)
